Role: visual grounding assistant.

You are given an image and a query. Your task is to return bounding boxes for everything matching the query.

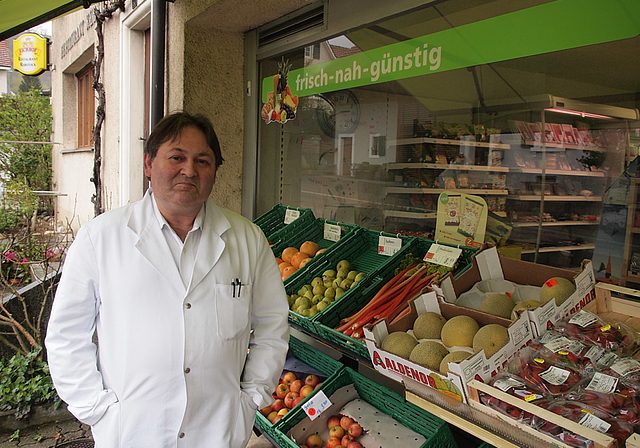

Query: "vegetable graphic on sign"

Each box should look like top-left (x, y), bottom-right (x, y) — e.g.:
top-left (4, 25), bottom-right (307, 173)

top-left (262, 58), bottom-right (299, 124)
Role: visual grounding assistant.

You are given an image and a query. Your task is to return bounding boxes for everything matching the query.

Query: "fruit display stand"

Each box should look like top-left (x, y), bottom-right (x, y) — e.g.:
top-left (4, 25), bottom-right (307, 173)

top-left (466, 379), bottom-right (618, 448)
top-left (255, 335), bottom-right (344, 441)
top-left (315, 238), bottom-right (478, 361)
top-left (286, 228), bottom-right (415, 337)
top-left (272, 366), bottom-right (458, 448)
top-left (584, 283), bottom-right (640, 333)
top-left (271, 218), bottom-right (359, 287)
top-left (254, 203), bottom-right (315, 244)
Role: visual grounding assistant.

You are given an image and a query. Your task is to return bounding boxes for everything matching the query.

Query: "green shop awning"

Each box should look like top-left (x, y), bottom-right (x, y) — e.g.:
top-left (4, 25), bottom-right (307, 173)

top-left (0, 0), bottom-right (101, 41)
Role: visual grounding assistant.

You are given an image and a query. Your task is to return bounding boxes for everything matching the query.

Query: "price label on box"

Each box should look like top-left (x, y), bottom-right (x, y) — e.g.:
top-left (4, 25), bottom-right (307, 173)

top-left (324, 223), bottom-right (341, 242)
top-left (423, 243), bottom-right (462, 268)
top-left (284, 208), bottom-right (300, 224)
top-left (378, 236), bottom-right (402, 256)
top-left (302, 390), bottom-right (332, 420)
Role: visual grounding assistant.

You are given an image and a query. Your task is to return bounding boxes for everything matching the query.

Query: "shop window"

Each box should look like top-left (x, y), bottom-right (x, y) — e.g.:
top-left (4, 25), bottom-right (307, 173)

top-left (256, 1), bottom-right (640, 275)
top-left (76, 64), bottom-right (94, 149)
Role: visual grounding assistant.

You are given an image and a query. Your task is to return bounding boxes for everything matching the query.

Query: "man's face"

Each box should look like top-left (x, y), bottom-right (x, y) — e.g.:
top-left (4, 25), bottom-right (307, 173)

top-left (144, 126), bottom-right (216, 217)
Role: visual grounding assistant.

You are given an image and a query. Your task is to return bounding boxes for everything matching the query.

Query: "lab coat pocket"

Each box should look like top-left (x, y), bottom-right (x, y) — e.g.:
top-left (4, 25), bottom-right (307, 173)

top-left (235, 390), bottom-right (257, 447)
top-left (90, 400), bottom-right (121, 447)
top-left (214, 284), bottom-right (252, 339)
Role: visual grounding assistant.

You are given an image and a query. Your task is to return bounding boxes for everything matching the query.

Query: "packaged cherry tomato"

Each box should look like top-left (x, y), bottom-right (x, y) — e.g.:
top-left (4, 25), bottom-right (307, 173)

top-left (567, 371), bottom-right (640, 425)
top-left (532, 400), bottom-right (634, 448)
top-left (601, 356), bottom-right (640, 389)
top-left (509, 347), bottom-right (583, 397)
top-left (553, 310), bottom-right (639, 356)
top-left (532, 330), bottom-right (596, 372)
top-left (479, 372), bottom-right (547, 425)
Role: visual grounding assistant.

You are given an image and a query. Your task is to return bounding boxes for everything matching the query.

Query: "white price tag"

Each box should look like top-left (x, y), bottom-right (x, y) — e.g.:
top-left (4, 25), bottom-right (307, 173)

top-left (324, 223), bottom-right (341, 242)
top-left (378, 236), bottom-right (402, 256)
top-left (493, 377), bottom-right (524, 392)
top-left (302, 390), bottom-right (332, 420)
top-left (586, 372), bottom-right (618, 394)
top-left (539, 366), bottom-right (570, 385)
top-left (284, 208), bottom-right (300, 224)
top-left (544, 336), bottom-right (572, 353)
top-left (611, 358), bottom-right (640, 377)
top-left (568, 310), bottom-right (598, 328)
top-left (423, 243), bottom-right (462, 268)
top-left (578, 411), bottom-right (611, 434)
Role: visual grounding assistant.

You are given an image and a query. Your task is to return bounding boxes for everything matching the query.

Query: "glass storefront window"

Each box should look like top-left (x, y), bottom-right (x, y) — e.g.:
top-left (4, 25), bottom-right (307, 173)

top-left (256, 0), bottom-right (640, 277)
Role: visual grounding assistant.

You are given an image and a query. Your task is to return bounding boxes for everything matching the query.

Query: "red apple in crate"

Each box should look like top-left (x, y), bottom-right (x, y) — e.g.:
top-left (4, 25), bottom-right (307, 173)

top-left (290, 379), bottom-right (304, 393)
top-left (329, 425), bottom-right (345, 439)
top-left (292, 396), bottom-right (303, 407)
top-left (271, 399), bottom-right (285, 412)
top-left (267, 410), bottom-right (278, 423)
top-left (326, 436), bottom-right (342, 448)
top-left (341, 435), bottom-right (354, 447)
top-left (259, 405), bottom-right (272, 417)
top-left (284, 391), bottom-right (299, 408)
top-left (340, 416), bottom-right (354, 431)
top-left (327, 415), bottom-right (341, 429)
top-left (275, 383), bottom-right (289, 399)
top-left (273, 414), bottom-right (284, 423)
top-left (305, 374), bottom-right (320, 388)
top-left (299, 385), bottom-right (314, 398)
top-left (347, 441), bottom-right (363, 448)
top-left (306, 434), bottom-right (323, 448)
top-left (315, 382), bottom-right (323, 389)
top-left (281, 371), bottom-right (297, 386)
top-left (348, 422), bottom-right (362, 438)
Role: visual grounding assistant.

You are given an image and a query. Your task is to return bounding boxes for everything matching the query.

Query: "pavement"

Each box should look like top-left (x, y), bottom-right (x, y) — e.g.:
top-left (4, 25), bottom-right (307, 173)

top-left (0, 416), bottom-right (275, 448)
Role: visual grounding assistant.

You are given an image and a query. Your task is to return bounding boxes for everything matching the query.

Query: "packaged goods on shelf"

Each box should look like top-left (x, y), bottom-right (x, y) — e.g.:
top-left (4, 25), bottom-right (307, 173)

top-left (438, 246), bottom-right (596, 337)
top-left (274, 367), bottom-right (457, 448)
top-left (363, 290), bottom-right (534, 402)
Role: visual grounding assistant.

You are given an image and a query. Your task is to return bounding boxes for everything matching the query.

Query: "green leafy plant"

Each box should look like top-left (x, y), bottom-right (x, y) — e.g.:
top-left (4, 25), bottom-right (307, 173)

top-left (0, 88), bottom-right (53, 193)
top-left (0, 347), bottom-right (59, 419)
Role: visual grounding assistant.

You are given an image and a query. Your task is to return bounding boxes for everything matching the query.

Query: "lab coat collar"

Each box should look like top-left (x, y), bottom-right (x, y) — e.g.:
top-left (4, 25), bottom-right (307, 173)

top-left (128, 190), bottom-right (232, 294)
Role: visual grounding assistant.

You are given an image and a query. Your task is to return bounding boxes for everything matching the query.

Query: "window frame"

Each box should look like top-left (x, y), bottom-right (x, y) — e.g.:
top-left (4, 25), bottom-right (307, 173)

top-left (76, 63), bottom-right (95, 149)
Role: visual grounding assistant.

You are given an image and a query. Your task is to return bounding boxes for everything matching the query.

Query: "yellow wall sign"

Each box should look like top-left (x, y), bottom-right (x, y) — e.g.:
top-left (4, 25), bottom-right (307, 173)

top-left (13, 33), bottom-right (49, 76)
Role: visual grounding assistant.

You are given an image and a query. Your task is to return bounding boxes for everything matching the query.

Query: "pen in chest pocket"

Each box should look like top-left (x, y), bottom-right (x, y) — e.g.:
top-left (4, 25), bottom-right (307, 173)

top-left (231, 278), bottom-right (243, 297)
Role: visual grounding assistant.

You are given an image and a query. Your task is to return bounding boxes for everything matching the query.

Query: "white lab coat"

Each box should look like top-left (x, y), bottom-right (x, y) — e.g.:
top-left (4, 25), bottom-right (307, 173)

top-left (45, 192), bottom-right (290, 447)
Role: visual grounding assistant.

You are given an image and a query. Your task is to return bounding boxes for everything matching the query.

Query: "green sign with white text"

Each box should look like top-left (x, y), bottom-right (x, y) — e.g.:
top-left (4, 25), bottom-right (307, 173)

top-left (262, 0), bottom-right (640, 102)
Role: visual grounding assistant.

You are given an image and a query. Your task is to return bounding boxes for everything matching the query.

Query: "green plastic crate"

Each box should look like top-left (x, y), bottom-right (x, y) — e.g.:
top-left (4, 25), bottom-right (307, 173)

top-left (272, 218), bottom-right (359, 286)
top-left (315, 237), bottom-right (478, 360)
top-left (272, 367), bottom-right (457, 448)
top-left (286, 228), bottom-right (415, 335)
top-left (253, 204), bottom-right (315, 244)
top-left (255, 336), bottom-right (345, 439)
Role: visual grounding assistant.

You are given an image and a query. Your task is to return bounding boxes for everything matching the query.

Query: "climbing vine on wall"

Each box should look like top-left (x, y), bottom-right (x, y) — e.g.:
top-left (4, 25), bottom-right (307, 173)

top-left (91, 0), bottom-right (125, 216)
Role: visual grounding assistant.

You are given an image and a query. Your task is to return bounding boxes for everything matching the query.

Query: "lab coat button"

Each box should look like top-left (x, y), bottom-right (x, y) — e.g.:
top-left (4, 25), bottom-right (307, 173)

top-left (185, 303), bottom-right (191, 309)
top-left (179, 432), bottom-right (185, 438)
top-left (184, 367), bottom-right (191, 374)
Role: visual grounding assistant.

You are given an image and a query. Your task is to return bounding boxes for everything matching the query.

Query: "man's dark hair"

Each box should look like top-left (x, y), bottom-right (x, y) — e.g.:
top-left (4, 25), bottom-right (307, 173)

top-left (145, 111), bottom-right (224, 169)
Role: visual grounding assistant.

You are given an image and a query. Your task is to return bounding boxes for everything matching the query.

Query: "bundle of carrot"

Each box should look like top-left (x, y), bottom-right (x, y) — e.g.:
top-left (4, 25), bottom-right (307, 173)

top-left (335, 262), bottom-right (438, 340)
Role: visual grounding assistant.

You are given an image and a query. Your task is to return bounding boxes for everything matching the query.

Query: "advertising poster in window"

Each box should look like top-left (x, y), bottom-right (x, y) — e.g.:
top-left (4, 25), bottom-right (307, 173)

top-left (435, 192), bottom-right (488, 248)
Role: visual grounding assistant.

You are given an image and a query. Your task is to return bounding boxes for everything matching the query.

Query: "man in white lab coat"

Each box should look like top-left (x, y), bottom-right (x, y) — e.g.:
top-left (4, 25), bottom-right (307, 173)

top-left (45, 112), bottom-right (290, 447)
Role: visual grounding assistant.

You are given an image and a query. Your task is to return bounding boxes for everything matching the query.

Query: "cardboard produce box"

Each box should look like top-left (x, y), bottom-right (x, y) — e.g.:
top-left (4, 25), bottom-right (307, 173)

top-left (438, 246), bottom-right (596, 337)
top-left (363, 291), bottom-right (534, 402)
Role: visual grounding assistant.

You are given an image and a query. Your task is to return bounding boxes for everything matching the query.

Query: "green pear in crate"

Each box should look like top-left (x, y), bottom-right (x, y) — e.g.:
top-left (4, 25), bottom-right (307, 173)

top-left (288, 259), bottom-right (365, 317)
